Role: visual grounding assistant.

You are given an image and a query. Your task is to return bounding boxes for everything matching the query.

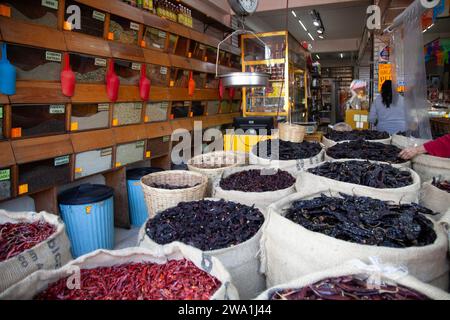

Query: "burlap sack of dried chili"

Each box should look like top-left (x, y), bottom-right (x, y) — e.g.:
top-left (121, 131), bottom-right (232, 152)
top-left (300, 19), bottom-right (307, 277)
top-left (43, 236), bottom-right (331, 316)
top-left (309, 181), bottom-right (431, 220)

top-left (255, 259), bottom-right (450, 300)
top-left (261, 190), bottom-right (449, 290)
top-left (391, 135), bottom-right (430, 150)
top-left (0, 210), bottom-right (72, 294)
top-left (323, 153), bottom-right (411, 169)
top-left (212, 165), bottom-right (297, 213)
top-left (0, 244), bottom-right (239, 300)
top-left (420, 180), bottom-right (450, 220)
top-left (412, 154), bottom-right (450, 184)
top-left (322, 136), bottom-right (392, 149)
top-left (296, 159), bottom-right (421, 204)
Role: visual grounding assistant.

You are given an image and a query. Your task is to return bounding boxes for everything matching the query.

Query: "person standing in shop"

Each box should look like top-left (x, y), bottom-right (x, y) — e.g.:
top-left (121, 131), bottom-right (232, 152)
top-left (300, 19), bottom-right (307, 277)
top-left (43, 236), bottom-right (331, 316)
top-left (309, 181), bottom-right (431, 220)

top-left (369, 80), bottom-right (407, 134)
top-left (399, 134), bottom-right (450, 160)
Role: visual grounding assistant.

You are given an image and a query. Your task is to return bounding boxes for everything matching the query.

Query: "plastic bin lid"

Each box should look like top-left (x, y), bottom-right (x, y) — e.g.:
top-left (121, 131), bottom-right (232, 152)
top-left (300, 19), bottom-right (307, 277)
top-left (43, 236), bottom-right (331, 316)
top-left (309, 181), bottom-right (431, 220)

top-left (58, 184), bottom-right (114, 206)
top-left (126, 167), bottom-right (165, 180)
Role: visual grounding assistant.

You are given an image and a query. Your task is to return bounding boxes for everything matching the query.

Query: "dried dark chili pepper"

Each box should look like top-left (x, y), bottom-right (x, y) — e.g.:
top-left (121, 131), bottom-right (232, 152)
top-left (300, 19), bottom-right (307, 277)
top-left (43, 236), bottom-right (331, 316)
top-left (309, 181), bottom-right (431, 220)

top-left (326, 140), bottom-right (404, 164)
top-left (432, 177), bottom-right (450, 193)
top-left (326, 130), bottom-right (390, 142)
top-left (0, 221), bottom-right (56, 262)
top-left (220, 169), bottom-right (295, 192)
top-left (146, 200), bottom-right (264, 251)
top-left (253, 139), bottom-right (322, 161)
top-left (308, 161), bottom-right (413, 189)
top-left (270, 276), bottom-right (430, 300)
top-left (285, 193), bottom-right (437, 248)
top-left (34, 259), bottom-right (220, 300)
top-left (150, 183), bottom-right (200, 190)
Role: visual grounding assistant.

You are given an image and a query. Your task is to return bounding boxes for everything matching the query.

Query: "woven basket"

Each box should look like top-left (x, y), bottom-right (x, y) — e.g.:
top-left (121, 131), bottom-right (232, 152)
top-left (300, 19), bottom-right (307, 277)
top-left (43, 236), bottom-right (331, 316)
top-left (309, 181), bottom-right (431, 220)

top-left (187, 151), bottom-right (247, 196)
top-left (141, 170), bottom-right (208, 218)
top-left (279, 123), bottom-right (306, 143)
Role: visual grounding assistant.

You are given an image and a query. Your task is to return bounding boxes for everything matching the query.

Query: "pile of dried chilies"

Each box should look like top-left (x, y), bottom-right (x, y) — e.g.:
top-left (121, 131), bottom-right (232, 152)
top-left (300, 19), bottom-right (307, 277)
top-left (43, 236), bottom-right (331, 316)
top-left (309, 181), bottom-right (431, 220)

top-left (0, 221), bottom-right (56, 262)
top-left (326, 130), bottom-right (390, 142)
top-left (432, 178), bottom-right (450, 193)
top-left (270, 276), bottom-right (429, 300)
top-left (220, 169), bottom-right (295, 192)
top-left (285, 193), bottom-right (437, 248)
top-left (326, 140), bottom-right (404, 164)
top-left (146, 200), bottom-right (264, 251)
top-left (253, 139), bottom-right (322, 161)
top-left (35, 259), bottom-right (220, 300)
top-left (308, 161), bottom-right (413, 188)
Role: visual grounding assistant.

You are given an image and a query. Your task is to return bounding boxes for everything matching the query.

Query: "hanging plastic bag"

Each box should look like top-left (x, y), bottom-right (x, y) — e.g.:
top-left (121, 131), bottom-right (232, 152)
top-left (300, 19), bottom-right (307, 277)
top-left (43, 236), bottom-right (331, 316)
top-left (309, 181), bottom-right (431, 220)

top-left (139, 64), bottom-right (151, 101)
top-left (0, 43), bottom-right (16, 95)
top-left (188, 71), bottom-right (195, 97)
top-left (106, 59), bottom-right (120, 102)
top-left (60, 53), bottom-right (76, 97)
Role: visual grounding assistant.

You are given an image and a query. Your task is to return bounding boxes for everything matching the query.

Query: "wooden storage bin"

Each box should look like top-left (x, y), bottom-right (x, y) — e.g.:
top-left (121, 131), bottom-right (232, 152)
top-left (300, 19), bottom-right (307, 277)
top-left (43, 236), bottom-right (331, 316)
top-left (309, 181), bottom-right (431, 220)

top-left (114, 59), bottom-right (142, 85)
top-left (109, 14), bottom-right (139, 46)
top-left (220, 101), bottom-right (231, 114)
top-left (207, 101), bottom-right (220, 116)
top-left (147, 136), bottom-right (171, 159)
top-left (189, 41), bottom-right (206, 60)
top-left (204, 46), bottom-right (217, 63)
top-left (11, 104), bottom-right (66, 139)
top-left (18, 156), bottom-right (72, 195)
top-left (173, 36), bottom-right (189, 57)
top-left (70, 53), bottom-right (107, 83)
top-left (204, 73), bottom-right (219, 89)
top-left (3, 0), bottom-right (58, 28)
top-left (74, 147), bottom-right (113, 179)
top-left (143, 27), bottom-right (167, 51)
top-left (71, 103), bottom-right (110, 132)
top-left (64, 0), bottom-right (106, 38)
top-left (147, 64), bottom-right (169, 87)
top-left (0, 105), bottom-right (4, 140)
top-left (145, 102), bottom-right (169, 123)
top-left (8, 44), bottom-right (61, 81)
top-left (170, 68), bottom-right (189, 88)
top-left (0, 167), bottom-right (12, 201)
top-left (231, 100), bottom-right (241, 113)
top-left (230, 54), bottom-right (241, 69)
top-left (192, 101), bottom-right (206, 117)
top-left (171, 102), bottom-right (190, 119)
top-left (115, 140), bottom-right (145, 167)
top-left (112, 102), bottom-right (143, 126)
top-left (193, 71), bottom-right (206, 88)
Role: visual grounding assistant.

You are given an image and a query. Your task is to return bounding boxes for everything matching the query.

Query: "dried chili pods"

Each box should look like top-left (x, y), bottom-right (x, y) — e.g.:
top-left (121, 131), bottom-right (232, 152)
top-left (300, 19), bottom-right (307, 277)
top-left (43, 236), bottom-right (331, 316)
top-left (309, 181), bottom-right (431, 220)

top-left (253, 139), bottom-right (322, 161)
top-left (150, 183), bottom-right (200, 190)
top-left (146, 200), bottom-right (264, 251)
top-left (432, 178), bottom-right (450, 193)
top-left (326, 140), bottom-right (404, 164)
top-left (270, 276), bottom-right (430, 300)
top-left (325, 130), bottom-right (390, 142)
top-left (220, 169), bottom-right (295, 192)
top-left (308, 161), bottom-right (413, 188)
top-left (35, 259), bottom-right (220, 300)
top-left (285, 193), bottom-right (437, 248)
top-left (0, 221), bottom-right (56, 262)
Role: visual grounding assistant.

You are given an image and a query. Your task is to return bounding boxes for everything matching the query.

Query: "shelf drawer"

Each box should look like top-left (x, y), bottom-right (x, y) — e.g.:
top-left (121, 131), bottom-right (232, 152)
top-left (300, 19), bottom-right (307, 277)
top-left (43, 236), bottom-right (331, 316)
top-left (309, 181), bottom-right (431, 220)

top-left (147, 136), bottom-right (170, 159)
top-left (116, 141), bottom-right (145, 167)
top-left (109, 14), bottom-right (139, 46)
top-left (3, 0), bottom-right (58, 28)
top-left (74, 147), bottom-right (113, 179)
top-left (145, 102), bottom-right (169, 123)
top-left (112, 102), bottom-right (143, 126)
top-left (70, 53), bottom-right (107, 84)
top-left (147, 64), bottom-right (169, 87)
top-left (71, 103), bottom-right (110, 132)
top-left (115, 60), bottom-right (141, 85)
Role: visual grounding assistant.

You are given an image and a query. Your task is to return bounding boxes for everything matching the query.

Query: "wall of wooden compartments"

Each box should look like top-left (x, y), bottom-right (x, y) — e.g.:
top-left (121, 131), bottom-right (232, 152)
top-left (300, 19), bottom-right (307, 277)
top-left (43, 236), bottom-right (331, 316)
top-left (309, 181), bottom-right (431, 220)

top-left (0, 0), bottom-right (242, 225)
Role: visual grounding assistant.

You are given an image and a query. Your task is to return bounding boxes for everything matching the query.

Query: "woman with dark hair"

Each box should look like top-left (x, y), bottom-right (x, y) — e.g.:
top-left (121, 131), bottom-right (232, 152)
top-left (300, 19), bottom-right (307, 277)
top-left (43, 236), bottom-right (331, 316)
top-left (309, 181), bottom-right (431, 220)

top-left (368, 80), bottom-right (407, 134)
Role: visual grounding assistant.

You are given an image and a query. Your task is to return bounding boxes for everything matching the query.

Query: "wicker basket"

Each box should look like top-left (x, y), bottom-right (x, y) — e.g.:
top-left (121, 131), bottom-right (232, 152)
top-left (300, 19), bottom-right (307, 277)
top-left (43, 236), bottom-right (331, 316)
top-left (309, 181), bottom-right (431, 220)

top-left (279, 122), bottom-right (306, 143)
top-left (141, 170), bottom-right (208, 218)
top-left (187, 151), bottom-right (247, 196)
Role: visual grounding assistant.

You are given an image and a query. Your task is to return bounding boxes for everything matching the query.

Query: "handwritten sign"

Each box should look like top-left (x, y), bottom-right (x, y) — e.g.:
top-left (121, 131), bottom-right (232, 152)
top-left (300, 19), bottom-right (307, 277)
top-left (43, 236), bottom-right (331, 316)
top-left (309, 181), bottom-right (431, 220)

top-left (378, 63), bottom-right (392, 92)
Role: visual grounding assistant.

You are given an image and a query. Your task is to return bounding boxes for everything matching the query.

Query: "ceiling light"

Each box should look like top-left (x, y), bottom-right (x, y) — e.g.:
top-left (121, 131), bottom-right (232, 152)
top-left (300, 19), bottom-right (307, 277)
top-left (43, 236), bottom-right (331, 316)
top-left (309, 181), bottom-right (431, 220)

top-left (299, 20), bottom-right (307, 31)
top-left (308, 33), bottom-right (315, 41)
top-left (316, 54), bottom-right (320, 60)
top-left (292, 11), bottom-right (297, 18)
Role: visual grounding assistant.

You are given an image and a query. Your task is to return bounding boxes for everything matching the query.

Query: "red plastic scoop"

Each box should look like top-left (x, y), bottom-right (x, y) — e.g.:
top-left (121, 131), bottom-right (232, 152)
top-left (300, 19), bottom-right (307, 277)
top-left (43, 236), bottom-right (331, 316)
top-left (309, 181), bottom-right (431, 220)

top-left (139, 64), bottom-right (151, 101)
top-left (219, 79), bottom-right (225, 100)
top-left (188, 71), bottom-right (195, 97)
top-left (106, 59), bottom-right (120, 102)
top-left (60, 53), bottom-right (75, 97)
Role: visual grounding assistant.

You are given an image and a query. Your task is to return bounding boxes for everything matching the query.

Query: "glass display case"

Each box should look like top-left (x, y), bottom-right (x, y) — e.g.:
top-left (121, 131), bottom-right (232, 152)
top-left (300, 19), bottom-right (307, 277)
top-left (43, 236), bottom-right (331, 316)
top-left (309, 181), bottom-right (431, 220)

top-left (70, 53), bottom-right (106, 83)
top-left (146, 136), bottom-right (171, 159)
top-left (204, 74), bottom-right (219, 89)
top-left (207, 101), bottom-right (220, 116)
top-left (64, 0), bottom-right (105, 38)
top-left (241, 31), bottom-right (308, 119)
top-left (3, 0), bottom-right (58, 28)
top-left (189, 41), bottom-right (206, 60)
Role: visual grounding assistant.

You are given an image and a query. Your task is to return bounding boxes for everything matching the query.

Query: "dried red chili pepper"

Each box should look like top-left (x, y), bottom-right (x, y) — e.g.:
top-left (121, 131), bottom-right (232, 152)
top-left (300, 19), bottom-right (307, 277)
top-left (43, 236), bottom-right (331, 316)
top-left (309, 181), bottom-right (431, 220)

top-left (35, 259), bottom-right (220, 300)
top-left (0, 221), bottom-right (56, 262)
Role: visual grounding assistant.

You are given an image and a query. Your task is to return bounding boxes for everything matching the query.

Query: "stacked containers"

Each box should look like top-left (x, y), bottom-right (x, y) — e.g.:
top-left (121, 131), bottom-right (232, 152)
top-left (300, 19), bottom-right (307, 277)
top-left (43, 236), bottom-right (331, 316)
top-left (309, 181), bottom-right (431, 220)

top-left (59, 184), bottom-right (115, 258)
top-left (126, 167), bottom-right (165, 226)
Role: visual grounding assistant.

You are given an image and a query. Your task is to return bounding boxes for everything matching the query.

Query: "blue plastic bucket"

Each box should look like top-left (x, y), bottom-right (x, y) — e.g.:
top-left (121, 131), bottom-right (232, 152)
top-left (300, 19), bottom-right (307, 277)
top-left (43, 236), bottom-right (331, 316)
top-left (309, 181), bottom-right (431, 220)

top-left (126, 167), bottom-right (164, 226)
top-left (59, 184), bottom-right (115, 258)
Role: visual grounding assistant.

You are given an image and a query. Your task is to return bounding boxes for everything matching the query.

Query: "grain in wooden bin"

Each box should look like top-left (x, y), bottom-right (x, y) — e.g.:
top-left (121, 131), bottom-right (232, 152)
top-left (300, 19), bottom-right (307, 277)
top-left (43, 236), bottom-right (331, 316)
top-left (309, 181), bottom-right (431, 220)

top-left (114, 60), bottom-right (141, 85)
top-left (69, 53), bottom-right (107, 83)
top-left (146, 136), bottom-right (171, 159)
top-left (3, 0), bottom-right (58, 28)
top-left (220, 101), bottom-right (231, 114)
top-left (171, 102), bottom-right (190, 119)
top-left (231, 100), bottom-right (241, 113)
top-left (189, 41), bottom-right (206, 61)
top-left (191, 101), bottom-right (206, 117)
top-left (143, 27), bottom-right (167, 50)
top-left (74, 148), bottom-right (113, 179)
top-left (205, 74), bottom-right (219, 89)
top-left (116, 141), bottom-right (145, 167)
top-left (0, 167), bottom-right (12, 201)
top-left (64, 0), bottom-right (105, 38)
top-left (109, 15), bottom-right (139, 45)
top-left (207, 101), bottom-right (220, 115)
top-left (147, 64), bottom-right (169, 87)
top-left (170, 69), bottom-right (189, 88)
top-left (71, 103), bottom-right (110, 132)
top-left (112, 102), bottom-right (143, 126)
top-left (145, 102), bottom-right (169, 123)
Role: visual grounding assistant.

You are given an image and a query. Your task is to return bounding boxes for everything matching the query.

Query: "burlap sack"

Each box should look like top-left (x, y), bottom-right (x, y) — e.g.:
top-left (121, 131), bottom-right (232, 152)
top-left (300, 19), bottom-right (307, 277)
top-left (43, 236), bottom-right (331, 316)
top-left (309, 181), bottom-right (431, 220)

top-left (322, 136), bottom-right (392, 148)
top-left (256, 260), bottom-right (450, 300)
top-left (138, 198), bottom-right (266, 300)
top-left (391, 135), bottom-right (430, 149)
top-left (249, 144), bottom-right (325, 172)
top-left (420, 181), bottom-right (450, 219)
top-left (296, 159), bottom-right (421, 204)
top-left (323, 153), bottom-right (411, 169)
top-left (261, 190), bottom-right (449, 290)
top-left (212, 166), bottom-right (297, 213)
top-left (0, 244), bottom-right (239, 300)
top-left (413, 154), bottom-right (450, 184)
top-left (0, 210), bottom-right (72, 294)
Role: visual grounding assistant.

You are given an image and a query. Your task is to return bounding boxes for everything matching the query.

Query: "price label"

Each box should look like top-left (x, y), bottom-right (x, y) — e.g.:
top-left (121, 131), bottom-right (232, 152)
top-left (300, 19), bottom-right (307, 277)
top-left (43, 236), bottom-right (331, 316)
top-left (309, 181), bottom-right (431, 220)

top-left (160, 67), bottom-right (168, 75)
top-left (49, 105), bottom-right (65, 114)
top-left (98, 103), bottom-right (110, 111)
top-left (94, 58), bottom-right (107, 67)
top-left (130, 22), bottom-right (140, 31)
top-left (131, 63), bottom-right (141, 71)
top-left (0, 169), bottom-right (10, 181)
top-left (146, 151), bottom-right (151, 158)
top-left (54, 155), bottom-right (70, 166)
top-left (75, 168), bottom-right (83, 174)
top-left (70, 122), bottom-right (79, 131)
top-left (41, 0), bottom-right (58, 10)
top-left (18, 184), bottom-right (28, 195)
top-left (100, 148), bottom-right (113, 157)
top-left (136, 141), bottom-right (145, 148)
top-left (92, 10), bottom-right (105, 22)
top-left (46, 51), bottom-right (62, 62)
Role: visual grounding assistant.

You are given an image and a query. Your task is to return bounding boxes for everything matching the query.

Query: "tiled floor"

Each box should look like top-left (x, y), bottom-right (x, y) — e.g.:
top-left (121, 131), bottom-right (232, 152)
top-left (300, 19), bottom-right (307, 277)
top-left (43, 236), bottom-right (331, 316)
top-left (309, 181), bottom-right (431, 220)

top-left (114, 227), bottom-right (141, 250)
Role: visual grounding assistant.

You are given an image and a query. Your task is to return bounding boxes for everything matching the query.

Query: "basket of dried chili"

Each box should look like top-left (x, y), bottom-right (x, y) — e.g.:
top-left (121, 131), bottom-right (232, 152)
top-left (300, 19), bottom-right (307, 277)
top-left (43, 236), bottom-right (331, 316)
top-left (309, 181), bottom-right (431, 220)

top-left (141, 170), bottom-right (208, 218)
top-left (0, 210), bottom-right (72, 294)
top-left (0, 245), bottom-right (239, 300)
top-left (255, 260), bottom-right (450, 300)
